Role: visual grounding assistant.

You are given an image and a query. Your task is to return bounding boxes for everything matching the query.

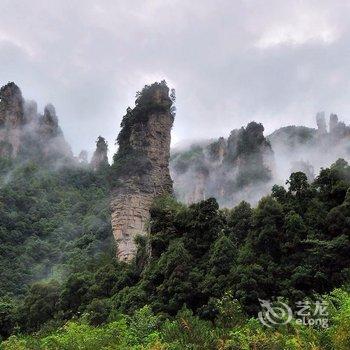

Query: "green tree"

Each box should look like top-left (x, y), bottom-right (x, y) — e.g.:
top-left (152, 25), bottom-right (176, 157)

top-left (19, 280), bottom-right (60, 331)
top-left (226, 201), bottom-right (253, 244)
top-left (0, 299), bottom-right (16, 339)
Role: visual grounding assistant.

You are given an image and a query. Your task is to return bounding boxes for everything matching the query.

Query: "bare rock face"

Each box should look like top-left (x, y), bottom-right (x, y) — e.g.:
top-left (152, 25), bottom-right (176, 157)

top-left (188, 165), bottom-right (209, 203)
top-left (171, 122), bottom-right (274, 207)
top-left (208, 137), bottom-right (227, 162)
top-left (0, 82), bottom-right (25, 157)
top-left (90, 136), bottom-right (109, 170)
top-left (316, 112), bottom-right (327, 135)
top-left (36, 104), bottom-right (72, 160)
top-left (78, 150), bottom-right (88, 164)
top-left (38, 104), bottom-right (61, 139)
top-left (0, 82), bottom-right (72, 161)
top-left (329, 113), bottom-right (339, 133)
top-left (23, 100), bottom-right (38, 124)
top-left (111, 81), bottom-right (174, 261)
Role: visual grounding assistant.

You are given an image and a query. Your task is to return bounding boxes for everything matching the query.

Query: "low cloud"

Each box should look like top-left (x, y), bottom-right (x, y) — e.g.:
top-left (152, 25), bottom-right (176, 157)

top-left (0, 0), bottom-right (349, 158)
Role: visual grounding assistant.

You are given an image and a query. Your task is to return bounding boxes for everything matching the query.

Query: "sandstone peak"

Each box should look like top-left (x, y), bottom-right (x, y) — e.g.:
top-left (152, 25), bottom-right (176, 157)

top-left (0, 82), bottom-right (25, 156)
top-left (38, 104), bottom-right (61, 139)
top-left (24, 100), bottom-right (38, 124)
top-left (78, 150), bottom-right (88, 164)
top-left (111, 81), bottom-right (174, 261)
top-left (316, 111), bottom-right (327, 135)
top-left (90, 136), bottom-right (109, 170)
top-left (0, 82), bottom-right (72, 161)
top-left (171, 121), bottom-right (273, 206)
top-left (0, 82), bottom-right (22, 103)
top-left (0, 82), bottom-right (25, 129)
top-left (329, 113), bottom-right (339, 133)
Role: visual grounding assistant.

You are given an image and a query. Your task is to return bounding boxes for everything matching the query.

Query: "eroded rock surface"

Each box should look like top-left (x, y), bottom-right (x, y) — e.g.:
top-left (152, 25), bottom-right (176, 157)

top-left (0, 82), bottom-right (25, 157)
top-left (171, 122), bottom-right (273, 206)
top-left (0, 82), bottom-right (72, 161)
top-left (111, 81), bottom-right (174, 261)
top-left (90, 136), bottom-right (109, 170)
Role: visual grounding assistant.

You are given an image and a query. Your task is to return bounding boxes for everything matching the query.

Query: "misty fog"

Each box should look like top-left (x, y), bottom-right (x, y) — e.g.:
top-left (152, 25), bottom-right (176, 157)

top-left (170, 113), bottom-right (350, 207)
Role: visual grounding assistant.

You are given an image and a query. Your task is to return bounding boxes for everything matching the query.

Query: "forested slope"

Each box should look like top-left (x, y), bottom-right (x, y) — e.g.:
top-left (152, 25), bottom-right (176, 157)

top-left (0, 157), bottom-right (349, 349)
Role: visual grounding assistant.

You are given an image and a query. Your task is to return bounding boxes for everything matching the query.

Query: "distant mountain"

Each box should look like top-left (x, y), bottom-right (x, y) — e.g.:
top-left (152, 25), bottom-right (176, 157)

top-left (0, 82), bottom-right (72, 163)
top-left (171, 122), bottom-right (273, 206)
top-left (171, 112), bottom-right (350, 207)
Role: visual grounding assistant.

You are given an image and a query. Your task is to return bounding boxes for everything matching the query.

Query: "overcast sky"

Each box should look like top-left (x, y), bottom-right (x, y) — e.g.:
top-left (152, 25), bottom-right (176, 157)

top-left (0, 0), bottom-right (349, 156)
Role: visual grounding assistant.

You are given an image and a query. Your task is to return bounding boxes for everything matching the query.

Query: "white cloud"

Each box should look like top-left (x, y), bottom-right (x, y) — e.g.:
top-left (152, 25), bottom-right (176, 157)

top-left (256, 24), bottom-right (337, 48)
top-left (0, 0), bottom-right (349, 157)
top-left (255, 11), bottom-right (339, 49)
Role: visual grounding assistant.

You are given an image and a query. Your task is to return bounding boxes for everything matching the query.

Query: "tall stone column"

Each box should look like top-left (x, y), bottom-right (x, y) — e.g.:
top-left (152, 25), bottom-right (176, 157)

top-left (110, 81), bottom-right (174, 261)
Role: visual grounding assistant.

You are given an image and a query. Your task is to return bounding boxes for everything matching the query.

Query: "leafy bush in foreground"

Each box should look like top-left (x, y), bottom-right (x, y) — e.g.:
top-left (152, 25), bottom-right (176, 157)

top-left (1, 289), bottom-right (350, 350)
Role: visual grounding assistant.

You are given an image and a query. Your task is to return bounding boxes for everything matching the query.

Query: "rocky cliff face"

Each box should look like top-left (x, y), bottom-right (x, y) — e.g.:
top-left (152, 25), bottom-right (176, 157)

top-left (258, 112), bottom-right (350, 191)
top-left (316, 111), bottom-right (327, 135)
top-left (90, 136), bottom-right (109, 170)
top-left (0, 82), bottom-right (72, 161)
top-left (171, 122), bottom-right (274, 206)
top-left (111, 81), bottom-right (174, 261)
top-left (172, 112), bottom-right (350, 208)
top-left (36, 104), bottom-right (72, 160)
top-left (269, 112), bottom-right (350, 150)
top-left (0, 82), bottom-right (25, 157)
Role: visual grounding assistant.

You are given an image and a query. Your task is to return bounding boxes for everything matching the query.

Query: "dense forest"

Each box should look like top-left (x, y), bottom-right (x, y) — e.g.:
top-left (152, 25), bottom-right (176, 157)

top-left (0, 154), bottom-right (349, 348)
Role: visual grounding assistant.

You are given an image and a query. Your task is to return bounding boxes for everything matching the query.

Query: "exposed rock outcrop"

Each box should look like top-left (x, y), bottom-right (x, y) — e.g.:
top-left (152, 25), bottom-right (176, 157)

top-left (265, 112), bottom-right (350, 191)
top-left (38, 104), bottom-right (60, 139)
top-left (0, 82), bottom-right (72, 161)
top-left (172, 110), bottom-right (348, 208)
top-left (0, 82), bottom-right (25, 157)
top-left (269, 112), bottom-right (350, 151)
top-left (90, 136), bottom-right (109, 170)
top-left (328, 113), bottom-right (350, 139)
top-left (111, 81), bottom-right (174, 261)
top-left (208, 137), bottom-right (227, 162)
top-left (329, 114), bottom-right (338, 133)
top-left (316, 111), bottom-right (327, 135)
top-left (78, 150), bottom-right (88, 164)
top-left (188, 165), bottom-right (209, 203)
top-left (36, 104), bottom-right (72, 160)
top-left (171, 121), bottom-right (274, 207)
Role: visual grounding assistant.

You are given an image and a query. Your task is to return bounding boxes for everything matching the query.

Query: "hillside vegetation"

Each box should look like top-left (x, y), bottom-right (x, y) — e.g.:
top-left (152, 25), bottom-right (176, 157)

top-left (0, 157), bottom-right (349, 349)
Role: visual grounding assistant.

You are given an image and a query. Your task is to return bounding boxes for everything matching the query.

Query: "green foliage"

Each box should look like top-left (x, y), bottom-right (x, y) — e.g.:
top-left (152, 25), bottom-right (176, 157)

top-left (116, 81), bottom-right (173, 157)
top-left (226, 201), bottom-right (253, 244)
top-left (268, 125), bottom-right (316, 148)
top-left (19, 280), bottom-right (60, 332)
top-left (0, 160), bottom-right (112, 299)
top-left (326, 289), bottom-right (350, 349)
top-left (171, 144), bottom-right (205, 174)
top-left (111, 150), bottom-right (152, 184)
top-left (232, 122), bottom-right (272, 187)
top-left (1, 156), bottom-right (350, 347)
top-left (84, 299), bottom-right (111, 326)
top-left (0, 159), bottom-right (114, 338)
top-left (0, 299), bottom-right (15, 339)
top-left (2, 289), bottom-right (350, 349)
